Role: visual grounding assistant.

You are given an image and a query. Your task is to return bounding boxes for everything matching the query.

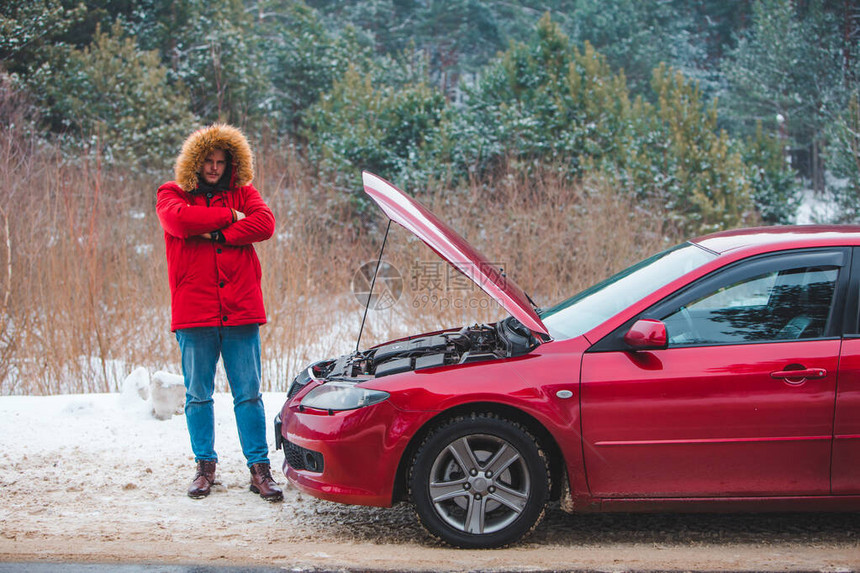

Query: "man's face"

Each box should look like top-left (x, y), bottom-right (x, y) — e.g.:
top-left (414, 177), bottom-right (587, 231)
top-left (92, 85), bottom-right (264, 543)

top-left (201, 148), bottom-right (227, 185)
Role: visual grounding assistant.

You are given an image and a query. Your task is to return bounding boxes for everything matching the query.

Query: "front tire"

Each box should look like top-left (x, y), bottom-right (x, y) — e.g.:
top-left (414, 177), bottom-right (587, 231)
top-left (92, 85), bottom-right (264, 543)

top-left (409, 414), bottom-right (550, 548)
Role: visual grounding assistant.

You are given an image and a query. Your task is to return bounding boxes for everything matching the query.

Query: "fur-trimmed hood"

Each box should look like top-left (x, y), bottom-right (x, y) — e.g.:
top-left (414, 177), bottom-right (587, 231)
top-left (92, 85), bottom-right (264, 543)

top-left (174, 124), bottom-right (255, 192)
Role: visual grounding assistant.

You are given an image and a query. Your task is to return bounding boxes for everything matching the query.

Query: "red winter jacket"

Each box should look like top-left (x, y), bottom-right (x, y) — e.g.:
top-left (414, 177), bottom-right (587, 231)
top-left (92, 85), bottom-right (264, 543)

top-left (156, 124), bottom-right (275, 331)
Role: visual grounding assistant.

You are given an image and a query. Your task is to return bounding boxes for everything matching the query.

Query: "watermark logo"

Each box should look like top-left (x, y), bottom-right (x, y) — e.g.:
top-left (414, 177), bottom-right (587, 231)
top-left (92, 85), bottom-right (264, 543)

top-left (351, 261), bottom-right (404, 310)
top-left (352, 260), bottom-right (509, 311)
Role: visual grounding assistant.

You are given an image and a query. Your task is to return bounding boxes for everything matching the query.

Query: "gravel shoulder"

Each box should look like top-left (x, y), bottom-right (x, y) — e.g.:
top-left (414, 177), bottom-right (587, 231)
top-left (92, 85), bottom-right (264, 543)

top-left (0, 393), bottom-right (857, 572)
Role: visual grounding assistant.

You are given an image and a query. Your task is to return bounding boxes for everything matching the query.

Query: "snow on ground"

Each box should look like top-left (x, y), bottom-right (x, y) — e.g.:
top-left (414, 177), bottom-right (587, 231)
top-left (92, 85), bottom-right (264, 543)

top-left (0, 380), bottom-right (245, 472)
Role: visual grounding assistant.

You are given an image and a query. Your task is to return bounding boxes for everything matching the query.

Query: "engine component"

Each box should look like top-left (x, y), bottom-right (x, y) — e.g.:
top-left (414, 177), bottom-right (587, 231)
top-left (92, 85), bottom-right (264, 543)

top-left (316, 319), bottom-right (541, 381)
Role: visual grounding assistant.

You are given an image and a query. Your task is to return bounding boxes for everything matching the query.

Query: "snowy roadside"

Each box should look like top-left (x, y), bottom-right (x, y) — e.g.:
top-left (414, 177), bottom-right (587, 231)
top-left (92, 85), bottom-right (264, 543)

top-left (1, 390), bottom-right (859, 572)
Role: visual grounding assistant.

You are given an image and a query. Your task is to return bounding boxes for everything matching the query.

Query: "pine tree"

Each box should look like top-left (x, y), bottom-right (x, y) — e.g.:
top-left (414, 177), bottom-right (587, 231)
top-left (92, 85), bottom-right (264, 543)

top-left (304, 62), bottom-right (447, 196)
top-left (252, 0), bottom-right (372, 135)
top-left (130, 0), bottom-right (270, 124)
top-left (722, 0), bottom-right (848, 192)
top-left (29, 20), bottom-right (194, 170)
top-left (826, 92), bottom-right (860, 221)
top-left (448, 15), bottom-right (765, 233)
top-left (0, 0), bottom-right (86, 75)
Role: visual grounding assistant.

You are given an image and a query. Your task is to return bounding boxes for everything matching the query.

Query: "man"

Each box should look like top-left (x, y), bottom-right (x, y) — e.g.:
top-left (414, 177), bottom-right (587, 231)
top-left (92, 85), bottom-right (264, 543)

top-left (156, 123), bottom-right (282, 502)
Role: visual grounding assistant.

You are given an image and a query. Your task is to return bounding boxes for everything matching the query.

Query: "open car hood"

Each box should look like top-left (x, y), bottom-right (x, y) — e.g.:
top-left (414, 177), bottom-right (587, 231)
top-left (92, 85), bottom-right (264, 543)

top-left (362, 172), bottom-right (549, 338)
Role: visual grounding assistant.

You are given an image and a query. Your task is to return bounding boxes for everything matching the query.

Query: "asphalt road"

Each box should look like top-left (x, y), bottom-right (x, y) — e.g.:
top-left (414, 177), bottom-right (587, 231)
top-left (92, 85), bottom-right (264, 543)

top-left (0, 566), bottom-right (290, 573)
top-left (0, 563), bottom-right (847, 573)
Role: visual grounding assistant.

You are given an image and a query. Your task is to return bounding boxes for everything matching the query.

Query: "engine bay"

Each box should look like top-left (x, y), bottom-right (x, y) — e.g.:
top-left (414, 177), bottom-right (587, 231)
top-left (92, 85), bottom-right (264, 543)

top-left (318, 317), bottom-right (540, 380)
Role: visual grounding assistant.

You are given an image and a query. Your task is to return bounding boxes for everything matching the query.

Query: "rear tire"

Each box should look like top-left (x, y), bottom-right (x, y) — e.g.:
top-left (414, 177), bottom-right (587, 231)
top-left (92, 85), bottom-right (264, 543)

top-left (409, 414), bottom-right (549, 548)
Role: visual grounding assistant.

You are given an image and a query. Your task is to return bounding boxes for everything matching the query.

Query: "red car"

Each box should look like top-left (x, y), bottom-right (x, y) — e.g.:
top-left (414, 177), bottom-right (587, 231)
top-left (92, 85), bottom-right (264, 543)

top-left (276, 172), bottom-right (860, 548)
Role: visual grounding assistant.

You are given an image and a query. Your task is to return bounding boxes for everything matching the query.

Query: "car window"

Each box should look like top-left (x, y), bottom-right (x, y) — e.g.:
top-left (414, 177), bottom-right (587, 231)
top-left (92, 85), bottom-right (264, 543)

top-left (662, 265), bottom-right (839, 346)
top-left (541, 243), bottom-right (717, 340)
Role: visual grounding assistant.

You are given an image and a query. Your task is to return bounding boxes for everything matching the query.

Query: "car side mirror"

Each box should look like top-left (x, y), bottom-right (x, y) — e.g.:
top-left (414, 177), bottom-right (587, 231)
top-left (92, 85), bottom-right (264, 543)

top-left (623, 319), bottom-right (668, 350)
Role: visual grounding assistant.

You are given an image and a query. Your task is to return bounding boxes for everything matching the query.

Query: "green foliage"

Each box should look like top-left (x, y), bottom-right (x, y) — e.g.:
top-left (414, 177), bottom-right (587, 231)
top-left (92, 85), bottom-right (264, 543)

top-left (409, 0), bottom-right (506, 73)
top-left (565, 0), bottom-right (700, 95)
top-left (133, 0), bottom-right (270, 124)
top-left (742, 123), bottom-right (800, 224)
top-left (723, 0), bottom-right (831, 135)
top-left (453, 17), bottom-right (630, 174)
top-left (721, 0), bottom-right (852, 190)
top-left (0, 0), bottom-right (86, 74)
top-left (53, 0), bottom-right (139, 49)
top-left (304, 63), bottom-right (447, 196)
top-left (305, 0), bottom-right (413, 53)
top-left (826, 92), bottom-right (860, 222)
top-left (450, 16), bottom-right (761, 233)
top-left (3, 0), bottom-right (855, 229)
top-left (254, 0), bottom-right (372, 134)
top-left (29, 20), bottom-right (194, 170)
top-left (182, 1), bottom-right (269, 123)
top-left (305, 0), bottom-right (508, 75)
top-left (620, 65), bottom-right (756, 233)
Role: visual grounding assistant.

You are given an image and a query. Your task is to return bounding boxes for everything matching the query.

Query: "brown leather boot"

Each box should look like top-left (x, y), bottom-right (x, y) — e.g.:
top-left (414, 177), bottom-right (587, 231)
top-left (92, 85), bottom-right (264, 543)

top-left (249, 463), bottom-right (283, 502)
top-left (187, 460), bottom-right (217, 499)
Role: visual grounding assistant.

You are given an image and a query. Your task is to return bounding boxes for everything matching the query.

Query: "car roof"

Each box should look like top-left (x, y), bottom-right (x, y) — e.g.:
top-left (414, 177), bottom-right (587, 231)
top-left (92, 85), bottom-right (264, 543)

top-left (692, 225), bottom-right (860, 256)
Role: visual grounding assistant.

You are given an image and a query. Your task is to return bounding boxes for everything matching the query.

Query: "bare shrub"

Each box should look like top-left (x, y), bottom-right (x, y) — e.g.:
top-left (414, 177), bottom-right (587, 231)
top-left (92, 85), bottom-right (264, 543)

top-left (0, 131), bottom-right (174, 394)
top-left (255, 141), bottom-right (369, 389)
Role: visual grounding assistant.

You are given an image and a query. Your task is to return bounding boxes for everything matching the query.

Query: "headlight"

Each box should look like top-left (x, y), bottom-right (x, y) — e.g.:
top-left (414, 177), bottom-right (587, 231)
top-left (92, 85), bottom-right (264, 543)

top-left (287, 359), bottom-right (334, 400)
top-left (287, 367), bottom-right (312, 399)
top-left (301, 382), bottom-right (390, 411)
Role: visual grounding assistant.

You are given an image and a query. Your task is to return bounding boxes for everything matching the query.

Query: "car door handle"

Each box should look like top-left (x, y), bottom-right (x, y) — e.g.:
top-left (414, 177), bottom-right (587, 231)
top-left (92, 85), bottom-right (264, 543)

top-left (770, 368), bottom-right (827, 380)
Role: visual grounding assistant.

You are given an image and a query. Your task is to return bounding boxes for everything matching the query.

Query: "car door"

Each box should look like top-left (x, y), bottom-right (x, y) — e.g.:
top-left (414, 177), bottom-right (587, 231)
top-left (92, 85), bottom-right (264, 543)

top-left (580, 248), bottom-right (848, 498)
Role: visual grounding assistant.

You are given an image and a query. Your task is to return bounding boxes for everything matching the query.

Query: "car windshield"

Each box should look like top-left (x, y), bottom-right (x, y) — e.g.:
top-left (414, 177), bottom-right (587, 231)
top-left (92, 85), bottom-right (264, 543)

top-left (540, 242), bottom-right (718, 340)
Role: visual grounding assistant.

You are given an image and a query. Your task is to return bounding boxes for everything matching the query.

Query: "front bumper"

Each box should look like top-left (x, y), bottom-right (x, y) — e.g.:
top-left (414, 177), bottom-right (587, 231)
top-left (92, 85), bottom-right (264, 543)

top-left (275, 398), bottom-right (431, 507)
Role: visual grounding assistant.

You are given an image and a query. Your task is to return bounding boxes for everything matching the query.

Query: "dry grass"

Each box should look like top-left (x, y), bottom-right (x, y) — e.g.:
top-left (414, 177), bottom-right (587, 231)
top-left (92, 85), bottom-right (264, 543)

top-left (0, 117), bottom-right (680, 395)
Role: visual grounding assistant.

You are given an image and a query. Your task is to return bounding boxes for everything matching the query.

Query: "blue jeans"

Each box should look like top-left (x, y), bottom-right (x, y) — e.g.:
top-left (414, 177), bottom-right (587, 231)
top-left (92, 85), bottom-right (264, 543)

top-left (175, 324), bottom-right (270, 467)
